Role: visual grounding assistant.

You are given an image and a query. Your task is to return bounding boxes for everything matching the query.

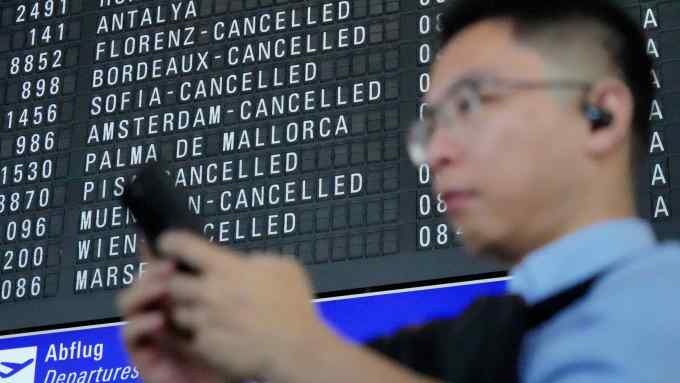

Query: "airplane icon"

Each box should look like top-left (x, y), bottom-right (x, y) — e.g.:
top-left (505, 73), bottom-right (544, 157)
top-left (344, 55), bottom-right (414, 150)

top-left (0, 358), bottom-right (34, 379)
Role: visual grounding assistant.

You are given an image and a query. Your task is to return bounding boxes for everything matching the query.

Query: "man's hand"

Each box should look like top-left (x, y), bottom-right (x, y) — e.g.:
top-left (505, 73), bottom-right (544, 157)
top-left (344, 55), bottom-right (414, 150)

top-left (116, 247), bottom-right (224, 383)
top-left (119, 232), bottom-right (441, 383)
top-left (157, 230), bottom-right (341, 381)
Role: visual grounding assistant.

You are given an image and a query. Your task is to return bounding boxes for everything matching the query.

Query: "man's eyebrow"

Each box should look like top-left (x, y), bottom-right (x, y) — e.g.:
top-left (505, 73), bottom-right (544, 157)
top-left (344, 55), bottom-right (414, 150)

top-left (429, 70), bottom-right (496, 102)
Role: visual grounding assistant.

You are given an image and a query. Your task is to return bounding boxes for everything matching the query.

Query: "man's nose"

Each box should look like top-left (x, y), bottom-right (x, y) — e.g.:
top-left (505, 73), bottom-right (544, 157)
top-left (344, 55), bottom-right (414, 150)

top-left (426, 125), bottom-right (464, 174)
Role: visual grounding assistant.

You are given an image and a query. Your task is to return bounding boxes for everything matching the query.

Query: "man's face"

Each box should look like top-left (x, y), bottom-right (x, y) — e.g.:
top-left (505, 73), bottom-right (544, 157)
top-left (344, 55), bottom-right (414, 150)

top-left (427, 20), bottom-right (591, 261)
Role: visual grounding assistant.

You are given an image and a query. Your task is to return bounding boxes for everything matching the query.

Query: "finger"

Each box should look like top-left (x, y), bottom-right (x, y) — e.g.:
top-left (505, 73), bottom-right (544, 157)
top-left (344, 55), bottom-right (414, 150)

top-left (166, 274), bottom-right (205, 306)
top-left (117, 279), bottom-right (170, 316)
top-left (171, 305), bottom-right (203, 332)
top-left (158, 230), bottom-right (243, 272)
top-left (138, 240), bottom-right (158, 263)
top-left (129, 345), bottom-right (159, 367)
top-left (122, 312), bottom-right (165, 346)
top-left (137, 260), bottom-right (174, 284)
top-left (153, 320), bottom-right (196, 350)
top-left (119, 260), bottom-right (172, 294)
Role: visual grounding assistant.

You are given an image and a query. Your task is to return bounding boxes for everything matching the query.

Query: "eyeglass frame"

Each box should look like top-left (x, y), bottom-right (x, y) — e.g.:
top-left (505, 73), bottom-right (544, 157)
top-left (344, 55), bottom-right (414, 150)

top-left (407, 75), bottom-right (595, 166)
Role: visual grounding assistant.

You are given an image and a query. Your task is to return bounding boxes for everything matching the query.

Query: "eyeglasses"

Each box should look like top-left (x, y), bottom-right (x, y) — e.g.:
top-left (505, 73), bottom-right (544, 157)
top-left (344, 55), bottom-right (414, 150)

top-left (406, 76), bottom-right (594, 166)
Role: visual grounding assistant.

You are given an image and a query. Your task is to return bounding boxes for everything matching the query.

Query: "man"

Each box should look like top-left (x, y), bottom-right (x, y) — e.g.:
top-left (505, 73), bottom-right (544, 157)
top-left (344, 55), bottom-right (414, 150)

top-left (118, 0), bottom-right (680, 382)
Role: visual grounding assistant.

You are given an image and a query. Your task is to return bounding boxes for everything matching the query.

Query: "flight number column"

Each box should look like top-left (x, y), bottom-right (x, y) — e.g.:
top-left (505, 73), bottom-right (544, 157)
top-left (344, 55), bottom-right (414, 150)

top-left (0, 0), bottom-right (82, 305)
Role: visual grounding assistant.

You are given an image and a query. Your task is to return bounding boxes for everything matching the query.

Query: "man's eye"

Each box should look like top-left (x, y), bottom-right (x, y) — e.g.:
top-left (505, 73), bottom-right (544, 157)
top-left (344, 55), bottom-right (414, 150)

top-left (455, 98), bottom-right (473, 114)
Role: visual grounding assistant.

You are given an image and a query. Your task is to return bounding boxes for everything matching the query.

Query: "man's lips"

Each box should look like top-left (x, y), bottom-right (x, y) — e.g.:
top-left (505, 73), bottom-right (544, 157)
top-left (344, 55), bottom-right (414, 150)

top-left (441, 190), bottom-right (476, 212)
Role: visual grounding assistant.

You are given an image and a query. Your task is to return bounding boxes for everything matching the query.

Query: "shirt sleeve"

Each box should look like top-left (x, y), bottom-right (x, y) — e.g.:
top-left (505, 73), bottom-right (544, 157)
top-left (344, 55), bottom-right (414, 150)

top-left (527, 252), bottom-right (680, 383)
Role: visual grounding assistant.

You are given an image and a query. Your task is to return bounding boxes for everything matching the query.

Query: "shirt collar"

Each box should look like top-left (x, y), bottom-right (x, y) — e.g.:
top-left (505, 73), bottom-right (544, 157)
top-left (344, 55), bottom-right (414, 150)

top-left (509, 217), bottom-right (657, 304)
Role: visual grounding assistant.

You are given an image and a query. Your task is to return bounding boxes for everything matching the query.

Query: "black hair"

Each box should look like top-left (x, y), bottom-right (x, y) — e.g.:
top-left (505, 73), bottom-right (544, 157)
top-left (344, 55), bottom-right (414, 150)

top-left (440, 0), bottom-right (653, 164)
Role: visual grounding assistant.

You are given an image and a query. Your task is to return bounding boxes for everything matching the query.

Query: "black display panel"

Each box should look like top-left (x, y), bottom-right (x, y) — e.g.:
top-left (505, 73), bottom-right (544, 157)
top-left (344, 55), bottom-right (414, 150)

top-left (0, 0), bottom-right (673, 333)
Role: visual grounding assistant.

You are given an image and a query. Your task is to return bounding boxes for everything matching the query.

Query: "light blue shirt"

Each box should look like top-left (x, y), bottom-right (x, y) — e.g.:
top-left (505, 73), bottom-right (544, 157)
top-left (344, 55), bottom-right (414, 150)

top-left (509, 218), bottom-right (680, 383)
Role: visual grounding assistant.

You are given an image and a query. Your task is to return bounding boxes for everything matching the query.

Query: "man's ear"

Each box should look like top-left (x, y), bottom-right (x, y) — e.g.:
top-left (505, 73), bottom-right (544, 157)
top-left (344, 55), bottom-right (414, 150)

top-left (584, 78), bottom-right (634, 158)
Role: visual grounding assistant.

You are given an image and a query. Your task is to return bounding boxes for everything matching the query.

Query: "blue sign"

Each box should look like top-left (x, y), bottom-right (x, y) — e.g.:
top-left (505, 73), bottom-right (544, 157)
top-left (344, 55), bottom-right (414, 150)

top-left (0, 278), bottom-right (507, 382)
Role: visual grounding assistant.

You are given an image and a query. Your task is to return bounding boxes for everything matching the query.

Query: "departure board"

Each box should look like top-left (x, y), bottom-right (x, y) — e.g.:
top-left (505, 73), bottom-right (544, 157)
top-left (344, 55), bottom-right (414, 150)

top-left (0, 0), bottom-right (675, 333)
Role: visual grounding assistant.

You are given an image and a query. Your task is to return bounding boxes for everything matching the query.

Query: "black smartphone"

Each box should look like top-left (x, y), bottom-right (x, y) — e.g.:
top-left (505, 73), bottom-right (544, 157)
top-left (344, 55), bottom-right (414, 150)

top-left (121, 162), bottom-right (203, 273)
